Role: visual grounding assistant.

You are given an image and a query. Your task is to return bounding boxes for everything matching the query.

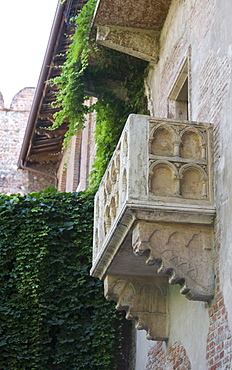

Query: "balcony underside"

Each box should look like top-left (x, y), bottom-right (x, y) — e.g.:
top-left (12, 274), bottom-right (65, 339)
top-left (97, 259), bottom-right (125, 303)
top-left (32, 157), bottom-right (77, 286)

top-left (93, 0), bottom-right (172, 62)
top-left (93, 0), bottom-right (172, 30)
top-left (91, 203), bottom-right (215, 301)
top-left (91, 114), bottom-right (216, 340)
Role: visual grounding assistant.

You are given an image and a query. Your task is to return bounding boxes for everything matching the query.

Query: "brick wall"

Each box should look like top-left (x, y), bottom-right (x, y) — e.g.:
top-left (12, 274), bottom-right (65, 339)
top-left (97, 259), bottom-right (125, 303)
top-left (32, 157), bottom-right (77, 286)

top-left (0, 88), bottom-right (34, 194)
top-left (146, 341), bottom-right (191, 370)
top-left (57, 97), bottom-right (97, 192)
top-left (141, 0), bottom-right (232, 368)
top-left (205, 121), bottom-right (232, 369)
top-left (0, 88), bottom-right (53, 194)
top-left (144, 292), bottom-right (231, 370)
top-left (206, 276), bottom-right (232, 369)
top-left (0, 88), bottom-right (96, 195)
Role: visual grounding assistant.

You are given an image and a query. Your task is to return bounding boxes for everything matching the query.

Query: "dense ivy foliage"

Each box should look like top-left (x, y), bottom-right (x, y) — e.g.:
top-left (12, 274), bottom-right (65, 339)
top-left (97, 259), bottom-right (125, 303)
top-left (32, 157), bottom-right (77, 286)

top-left (51, 0), bottom-right (149, 190)
top-left (0, 2), bottom-right (149, 368)
top-left (51, 0), bottom-right (97, 139)
top-left (0, 188), bottom-right (126, 369)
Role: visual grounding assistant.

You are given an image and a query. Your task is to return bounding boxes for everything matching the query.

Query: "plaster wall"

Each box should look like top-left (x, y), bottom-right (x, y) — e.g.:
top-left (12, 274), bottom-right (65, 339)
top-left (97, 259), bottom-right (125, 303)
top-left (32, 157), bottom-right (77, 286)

top-left (168, 285), bottom-right (209, 369)
top-left (134, 286), bottom-right (209, 369)
top-left (135, 331), bottom-right (153, 370)
top-left (139, 0), bottom-right (232, 368)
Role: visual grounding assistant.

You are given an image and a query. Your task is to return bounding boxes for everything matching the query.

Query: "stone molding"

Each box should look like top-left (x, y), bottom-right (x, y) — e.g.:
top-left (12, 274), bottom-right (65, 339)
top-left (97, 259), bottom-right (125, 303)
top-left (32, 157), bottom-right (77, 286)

top-left (96, 26), bottom-right (160, 63)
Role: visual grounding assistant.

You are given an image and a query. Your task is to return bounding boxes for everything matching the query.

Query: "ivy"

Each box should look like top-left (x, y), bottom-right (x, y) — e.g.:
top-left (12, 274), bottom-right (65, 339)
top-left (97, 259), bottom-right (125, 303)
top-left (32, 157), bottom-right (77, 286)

top-left (51, 0), bottom-right (149, 190)
top-left (0, 2), bottom-right (150, 367)
top-left (0, 188), bottom-right (129, 369)
top-left (51, 0), bottom-right (98, 145)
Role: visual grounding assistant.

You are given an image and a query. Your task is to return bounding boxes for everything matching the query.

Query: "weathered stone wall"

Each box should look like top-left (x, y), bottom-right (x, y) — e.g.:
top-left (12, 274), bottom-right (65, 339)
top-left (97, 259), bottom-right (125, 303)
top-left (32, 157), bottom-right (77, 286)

top-left (0, 88), bottom-right (54, 194)
top-left (138, 0), bottom-right (232, 368)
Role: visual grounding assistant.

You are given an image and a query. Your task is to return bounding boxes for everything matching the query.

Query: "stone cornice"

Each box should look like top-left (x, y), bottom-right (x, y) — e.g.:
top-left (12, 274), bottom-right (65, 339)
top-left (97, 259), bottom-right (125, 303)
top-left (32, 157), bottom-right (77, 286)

top-left (96, 26), bottom-right (160, 63)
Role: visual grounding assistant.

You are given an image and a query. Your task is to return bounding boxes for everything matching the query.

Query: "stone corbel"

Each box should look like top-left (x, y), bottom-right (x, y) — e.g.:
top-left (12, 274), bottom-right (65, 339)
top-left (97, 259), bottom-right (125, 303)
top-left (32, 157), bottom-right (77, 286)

top-left (104, 274), bottom-right (169, 341)
top-left (132, 221), bottom-right (214, 301)
top-left (92, 115), bottom-right (215, 341)
top-left (96, 25), bottom-right (160, 63)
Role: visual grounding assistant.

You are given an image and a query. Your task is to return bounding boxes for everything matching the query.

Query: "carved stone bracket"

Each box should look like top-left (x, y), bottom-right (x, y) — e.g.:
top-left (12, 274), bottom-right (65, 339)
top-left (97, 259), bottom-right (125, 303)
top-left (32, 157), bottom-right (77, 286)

top-left (96, 26), bottom-right (160, 63)
top-left (132, 221), bottom-right (214, 301)
top-left (104, 274), bottom-right (169, 340)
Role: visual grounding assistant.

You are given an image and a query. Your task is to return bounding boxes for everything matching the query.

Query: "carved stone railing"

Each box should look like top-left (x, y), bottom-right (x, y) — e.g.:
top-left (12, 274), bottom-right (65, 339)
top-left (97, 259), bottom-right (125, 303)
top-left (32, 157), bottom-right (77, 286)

top-left (91, 114), bottom-right (215, 340)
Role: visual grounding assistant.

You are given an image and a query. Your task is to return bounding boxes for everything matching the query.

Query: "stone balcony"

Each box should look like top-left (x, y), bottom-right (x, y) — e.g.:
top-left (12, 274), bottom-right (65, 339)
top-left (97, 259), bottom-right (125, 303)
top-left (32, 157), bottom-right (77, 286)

top-left (91, 114), bottom-right (215, 340)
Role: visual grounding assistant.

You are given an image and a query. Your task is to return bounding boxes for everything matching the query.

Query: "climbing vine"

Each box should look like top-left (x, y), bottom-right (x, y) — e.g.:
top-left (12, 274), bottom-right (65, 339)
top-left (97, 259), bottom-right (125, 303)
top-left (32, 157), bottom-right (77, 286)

top-left (51, 0), bottom-right (149, 190)
top-left (0, 2), bottom-right (149, 368)
top-left (0, 188), bottom-right (130, 369)
top-left (51, 0), bottom-right (97, 139)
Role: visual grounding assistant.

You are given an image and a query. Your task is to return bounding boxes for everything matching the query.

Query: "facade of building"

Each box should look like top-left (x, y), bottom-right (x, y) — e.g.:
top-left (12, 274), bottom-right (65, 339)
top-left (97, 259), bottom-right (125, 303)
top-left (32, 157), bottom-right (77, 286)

top-left (11, 0), bottom-right (232, 369)
top-left (90, 0), bottom-right (232, 369)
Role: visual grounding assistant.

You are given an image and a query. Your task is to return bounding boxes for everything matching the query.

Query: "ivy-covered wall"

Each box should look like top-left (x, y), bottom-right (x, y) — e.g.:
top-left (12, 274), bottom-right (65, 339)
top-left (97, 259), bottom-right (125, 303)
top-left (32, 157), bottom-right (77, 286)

top-left (0, 1), bottom-right (149, 368)
top-left (0, 188), bottom-right (129, 369)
